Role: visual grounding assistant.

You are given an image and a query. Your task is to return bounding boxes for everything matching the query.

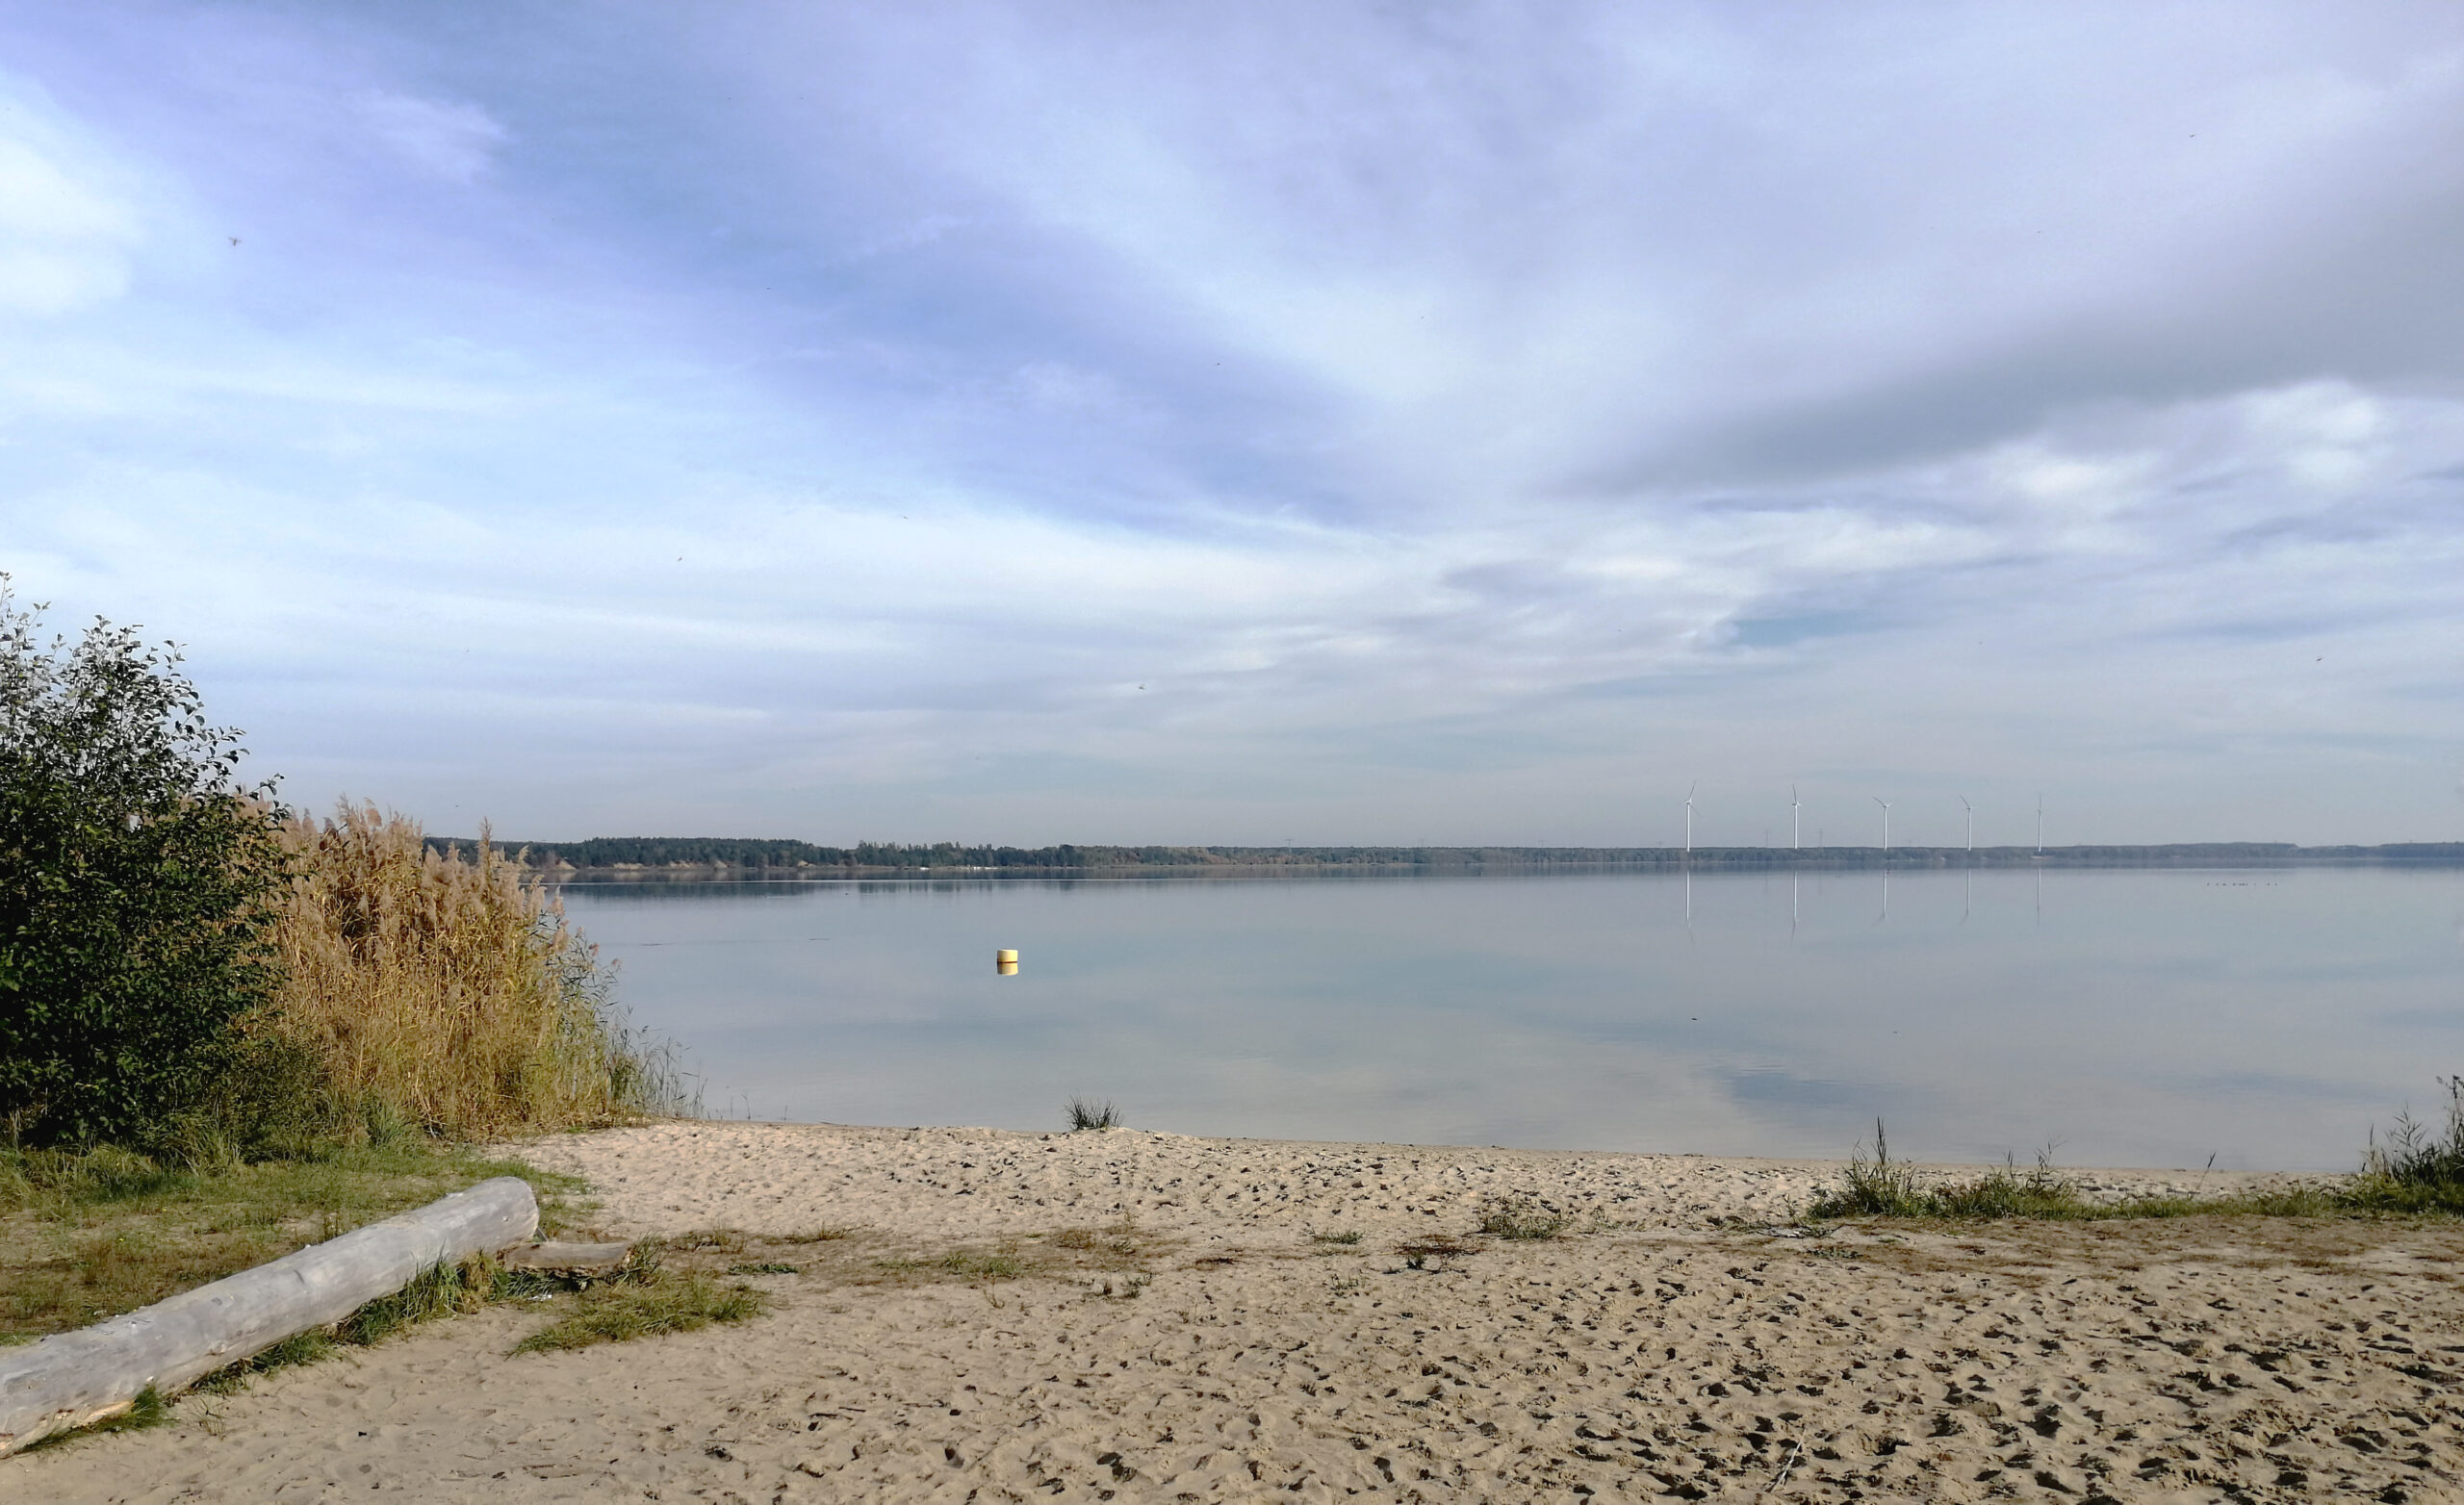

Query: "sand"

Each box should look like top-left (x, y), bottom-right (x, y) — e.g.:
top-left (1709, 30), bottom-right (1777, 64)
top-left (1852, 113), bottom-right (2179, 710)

top-left (15, 1121), bottom-right (2464, 1503)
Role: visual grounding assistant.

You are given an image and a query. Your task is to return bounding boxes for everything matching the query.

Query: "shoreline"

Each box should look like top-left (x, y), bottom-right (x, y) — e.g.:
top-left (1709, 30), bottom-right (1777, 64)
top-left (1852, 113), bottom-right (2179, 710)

top-left (528, 853), bottom-right (2464, 883)
top-left (18, 1121), bottom-right (2455, 1502)
top-left (506, 1121), bottom-right (2342, 1242)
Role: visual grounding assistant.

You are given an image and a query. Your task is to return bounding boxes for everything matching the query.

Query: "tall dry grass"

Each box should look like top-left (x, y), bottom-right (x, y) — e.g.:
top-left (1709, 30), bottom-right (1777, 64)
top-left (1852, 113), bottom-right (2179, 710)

top-left (254, 803), bottom-right (680, 1142)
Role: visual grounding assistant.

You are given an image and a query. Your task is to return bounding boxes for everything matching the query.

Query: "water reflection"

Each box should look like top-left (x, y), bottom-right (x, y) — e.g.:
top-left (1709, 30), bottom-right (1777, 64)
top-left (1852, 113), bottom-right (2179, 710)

top-left (562, 866), bottom-right (2464, 1171)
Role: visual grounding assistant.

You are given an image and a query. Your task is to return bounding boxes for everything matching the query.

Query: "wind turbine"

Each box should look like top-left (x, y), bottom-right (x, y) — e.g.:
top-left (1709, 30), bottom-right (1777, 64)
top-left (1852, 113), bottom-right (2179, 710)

top-left (1683, 782), bottom-right (1696, 855)
top-left (1790, 785), bottom-right (1802, 850)
top-left (1960, 794), bottom-right (1973, 853)
top-left (1874, 796), bottom-right (1890, 855)
top-left (2036, 793), bottom-right (2044, 855)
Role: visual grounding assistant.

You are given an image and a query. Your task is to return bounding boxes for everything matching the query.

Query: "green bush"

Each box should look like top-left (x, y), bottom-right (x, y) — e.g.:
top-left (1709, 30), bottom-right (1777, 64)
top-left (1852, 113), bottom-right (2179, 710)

top-left (0, 582), bottom-right (289, 1146)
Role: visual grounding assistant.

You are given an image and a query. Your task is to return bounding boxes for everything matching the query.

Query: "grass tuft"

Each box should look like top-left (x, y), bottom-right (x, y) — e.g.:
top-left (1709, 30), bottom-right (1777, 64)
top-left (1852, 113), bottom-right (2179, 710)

top-left (1808, 1119), bottom-right (1926, 1216)
top-left (511, 1272), bottom-right (766, 1354)
top-left (1065, 1097), bottom-right (1120, 1131)
top-left (1808, 1122), bottom-right (2099, 1220)
top-left (336, 1258), bottom-right (485, 1345)
top-left (20, 1386), bottom-right (170, 1453)
top-left (1310, 1229), bottom-right (1364, 1246)
top-left (2348, 1077), bottom-right (2464, 1213)
top-left (1477, 1198), bottom-right (1572, 1240)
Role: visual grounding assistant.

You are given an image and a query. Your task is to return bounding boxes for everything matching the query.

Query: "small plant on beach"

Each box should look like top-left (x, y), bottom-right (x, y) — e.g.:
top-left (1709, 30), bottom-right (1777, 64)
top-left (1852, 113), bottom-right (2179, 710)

top-left (1477, 1197), bottom-right (1572, 1240)
top-left (1066, 1097), bottom-right (1121, 1131)
top-left (2349, 1077), bottom-right (2464, 1213)
top-left (1310, 1229), bottom-right (1364, 1247)
top-left (1806, 1124), bottom-right (2349, 1222)
top-left (1810, 1126), bottom-right (2100, 1221)
top-left (1397, 1237), bottom-right (1473, 1270)
top-left (1810, 1119), bottom-right (1927, 1216)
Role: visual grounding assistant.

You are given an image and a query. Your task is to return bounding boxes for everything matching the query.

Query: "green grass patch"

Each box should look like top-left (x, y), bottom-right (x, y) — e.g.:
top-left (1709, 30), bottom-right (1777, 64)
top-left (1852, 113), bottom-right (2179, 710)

top-left (1806, 1126), bottom-right (2094, 1220)
top-left (2344, 1077), bottom-right (2464, 1213)
top-left (511, 1272), bottom-right (766, 1354)
top-left (193, 1328), bottom-right (342, 1392)
top-left (0, 1139), bottom-right (583, 1343)
top-left (1806, 1117), bottom-right (2426, 1224)
top-left (19, 1385), bottom-right (169, 1453)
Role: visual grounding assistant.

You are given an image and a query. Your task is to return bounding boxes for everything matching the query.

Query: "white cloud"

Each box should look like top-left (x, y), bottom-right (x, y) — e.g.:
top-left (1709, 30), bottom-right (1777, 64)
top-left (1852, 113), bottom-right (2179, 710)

top-left (353, 90), bottom-right (505, 183)
top-left (0, 4), bottom-right (2459, 842)
top-left (0, 97), bottom-right (141, 315)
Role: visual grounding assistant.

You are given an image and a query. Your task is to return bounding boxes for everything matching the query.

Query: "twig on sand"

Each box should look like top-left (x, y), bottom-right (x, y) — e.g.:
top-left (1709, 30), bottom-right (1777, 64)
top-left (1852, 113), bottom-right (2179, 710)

top-left (1758, 1441), bottom-right (1802, 1498)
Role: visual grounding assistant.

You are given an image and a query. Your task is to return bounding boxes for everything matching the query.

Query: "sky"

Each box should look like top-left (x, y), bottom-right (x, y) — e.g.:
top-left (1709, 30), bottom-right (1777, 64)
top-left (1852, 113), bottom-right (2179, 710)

top-left (3, 1), bottom-right (2461, 848)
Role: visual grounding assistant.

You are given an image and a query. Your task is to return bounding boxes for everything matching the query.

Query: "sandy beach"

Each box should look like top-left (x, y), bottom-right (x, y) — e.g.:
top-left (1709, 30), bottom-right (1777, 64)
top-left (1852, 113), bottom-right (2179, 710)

top-left (16, 1121), bottom-right (2464, 1503)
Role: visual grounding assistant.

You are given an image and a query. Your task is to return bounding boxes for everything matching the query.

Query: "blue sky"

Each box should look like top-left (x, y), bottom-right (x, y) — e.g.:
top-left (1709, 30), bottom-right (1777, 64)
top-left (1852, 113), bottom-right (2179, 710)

top-left (4, 2), bottom-right (2461, 846)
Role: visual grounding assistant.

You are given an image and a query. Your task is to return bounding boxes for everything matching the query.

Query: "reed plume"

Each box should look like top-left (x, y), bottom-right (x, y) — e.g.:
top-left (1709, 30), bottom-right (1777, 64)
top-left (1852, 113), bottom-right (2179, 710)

top-left (256, 803), bottom-right (676, 1141)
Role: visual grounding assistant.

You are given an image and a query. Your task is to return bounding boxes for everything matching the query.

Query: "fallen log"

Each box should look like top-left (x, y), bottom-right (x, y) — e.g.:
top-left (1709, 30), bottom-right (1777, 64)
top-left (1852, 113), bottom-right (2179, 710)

top-left (0, 1175), bottom-right (537, 1458)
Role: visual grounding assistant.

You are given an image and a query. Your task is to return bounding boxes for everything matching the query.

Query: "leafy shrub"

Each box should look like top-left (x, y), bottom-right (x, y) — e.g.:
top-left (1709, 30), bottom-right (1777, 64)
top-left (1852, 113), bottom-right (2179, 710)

top-left (0, 584), bottom-right (288, 1146)
top-left (0, 582), bottom-right (681, 1155)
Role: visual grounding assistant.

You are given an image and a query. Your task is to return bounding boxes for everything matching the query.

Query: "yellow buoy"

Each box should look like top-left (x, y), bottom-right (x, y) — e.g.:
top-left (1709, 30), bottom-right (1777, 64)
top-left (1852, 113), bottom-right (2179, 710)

top-left (995, 948), bottom-right (1018, 975)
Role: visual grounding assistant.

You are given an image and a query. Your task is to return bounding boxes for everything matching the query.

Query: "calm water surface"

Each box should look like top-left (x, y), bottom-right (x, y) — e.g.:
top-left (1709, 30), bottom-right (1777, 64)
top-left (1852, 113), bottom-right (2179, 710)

top-left (562, 866), bottom-right (2464, 1171)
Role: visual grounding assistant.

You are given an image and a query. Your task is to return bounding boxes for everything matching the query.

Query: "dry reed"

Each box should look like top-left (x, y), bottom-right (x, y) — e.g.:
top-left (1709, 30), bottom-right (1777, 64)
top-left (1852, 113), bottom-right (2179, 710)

top-left (255, 803), bottom-right (677, 1141)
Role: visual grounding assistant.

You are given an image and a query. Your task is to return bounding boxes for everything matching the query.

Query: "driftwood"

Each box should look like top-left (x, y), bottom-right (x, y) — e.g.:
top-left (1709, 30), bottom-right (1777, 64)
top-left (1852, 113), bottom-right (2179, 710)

top-left (501, 1240), bottom-right (633, 1278)
top-left (0, 1175), bottom-right (537, 1458)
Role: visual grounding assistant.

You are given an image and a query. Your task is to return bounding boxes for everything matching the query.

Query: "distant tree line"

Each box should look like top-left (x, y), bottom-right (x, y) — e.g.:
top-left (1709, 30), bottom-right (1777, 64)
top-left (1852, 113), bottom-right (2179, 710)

top-left (417, 835), bottom-right (2464, 874)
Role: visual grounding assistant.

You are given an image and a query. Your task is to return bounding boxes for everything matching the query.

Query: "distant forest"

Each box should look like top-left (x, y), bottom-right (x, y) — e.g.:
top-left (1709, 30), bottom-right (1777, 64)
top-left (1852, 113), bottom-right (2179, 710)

top-left (420, 835), bottom-right (2464, 874)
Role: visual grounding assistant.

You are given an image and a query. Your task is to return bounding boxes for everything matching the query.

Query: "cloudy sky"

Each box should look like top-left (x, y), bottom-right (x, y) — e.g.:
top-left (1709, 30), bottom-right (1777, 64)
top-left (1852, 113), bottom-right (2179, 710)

top-left (4, 2), bottom-right (2460, 847)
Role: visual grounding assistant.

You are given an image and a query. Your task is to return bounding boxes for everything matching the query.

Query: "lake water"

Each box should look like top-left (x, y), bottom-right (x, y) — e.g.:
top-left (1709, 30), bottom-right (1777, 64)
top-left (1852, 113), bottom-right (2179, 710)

top-left (561, 865), bottom-right (2464, 1172)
